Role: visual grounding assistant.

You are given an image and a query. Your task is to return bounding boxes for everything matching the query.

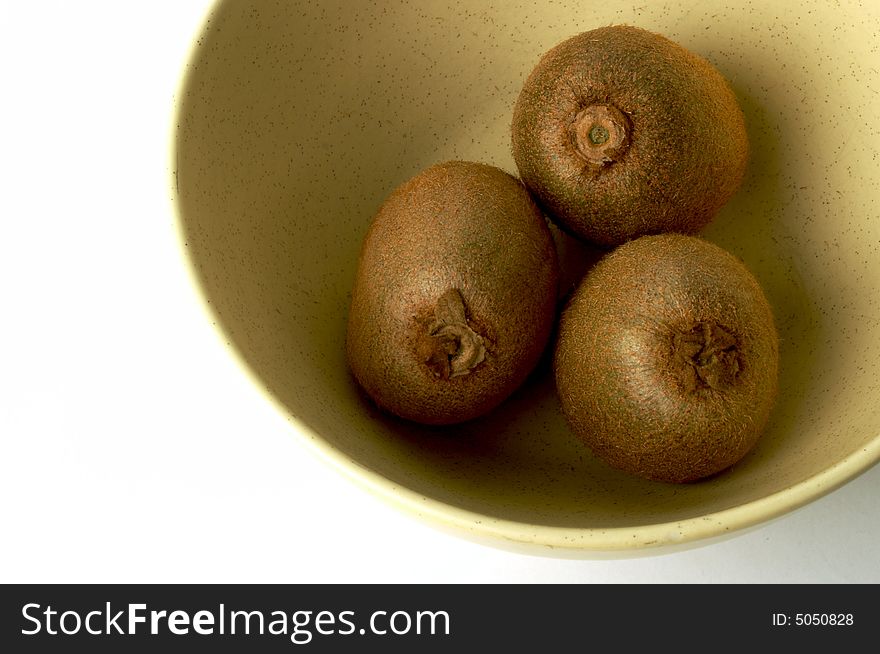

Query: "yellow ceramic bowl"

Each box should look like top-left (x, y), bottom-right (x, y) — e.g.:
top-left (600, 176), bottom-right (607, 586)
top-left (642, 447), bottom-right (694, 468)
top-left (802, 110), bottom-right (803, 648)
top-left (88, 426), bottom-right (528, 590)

top-left (173, 0), bottom-right (880, 555)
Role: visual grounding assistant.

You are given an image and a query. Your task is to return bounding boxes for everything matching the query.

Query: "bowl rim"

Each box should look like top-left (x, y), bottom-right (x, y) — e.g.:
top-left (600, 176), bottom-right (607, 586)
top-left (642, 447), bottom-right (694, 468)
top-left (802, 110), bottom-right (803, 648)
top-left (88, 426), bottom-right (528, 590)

top-left (168, 2), bottom-right (880, 555)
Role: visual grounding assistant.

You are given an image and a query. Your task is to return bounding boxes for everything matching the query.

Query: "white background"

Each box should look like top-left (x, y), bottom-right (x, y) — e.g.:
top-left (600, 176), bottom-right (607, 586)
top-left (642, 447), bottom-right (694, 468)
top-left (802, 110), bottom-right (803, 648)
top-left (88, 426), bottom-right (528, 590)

top-left (1, 1), bottom-right (878, 583)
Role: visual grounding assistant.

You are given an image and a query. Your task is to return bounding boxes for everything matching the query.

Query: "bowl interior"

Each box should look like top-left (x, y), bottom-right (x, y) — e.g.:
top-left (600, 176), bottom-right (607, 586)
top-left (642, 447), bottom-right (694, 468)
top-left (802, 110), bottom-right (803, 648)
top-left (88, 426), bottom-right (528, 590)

top-left (175, 0), bottom-right (880, 548)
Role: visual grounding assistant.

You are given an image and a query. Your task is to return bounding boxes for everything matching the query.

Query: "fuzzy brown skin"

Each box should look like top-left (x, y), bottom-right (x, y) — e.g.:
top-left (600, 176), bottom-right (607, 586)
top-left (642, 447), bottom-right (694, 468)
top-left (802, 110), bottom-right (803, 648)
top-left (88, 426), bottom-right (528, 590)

top-left (511, 25), bottom-right (749, 247)
top-left (347, 161), bottom-right (559, 425)
top-left (554, 234), bottom-right (778, 483)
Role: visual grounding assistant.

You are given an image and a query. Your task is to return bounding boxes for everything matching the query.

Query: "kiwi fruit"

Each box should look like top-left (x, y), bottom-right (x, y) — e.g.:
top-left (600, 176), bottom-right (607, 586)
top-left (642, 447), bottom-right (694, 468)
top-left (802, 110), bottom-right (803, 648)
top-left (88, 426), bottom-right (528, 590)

top-left (511, 25), bottom-right (749, 247)
top-left (554, 234), bottom-right (778, 483)
top-left (346, 161), bottom-right (559, 425)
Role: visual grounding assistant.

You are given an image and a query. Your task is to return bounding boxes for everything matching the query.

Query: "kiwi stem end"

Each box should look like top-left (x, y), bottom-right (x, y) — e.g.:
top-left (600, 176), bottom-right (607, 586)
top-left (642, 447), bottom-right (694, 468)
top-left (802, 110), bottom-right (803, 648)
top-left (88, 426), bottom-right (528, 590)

top-left (673, 321), bottom-right (740, 392)
top-left (571, 104), bottom-right (631, 166)
top-left (423, 289), bottom-right (486, 380)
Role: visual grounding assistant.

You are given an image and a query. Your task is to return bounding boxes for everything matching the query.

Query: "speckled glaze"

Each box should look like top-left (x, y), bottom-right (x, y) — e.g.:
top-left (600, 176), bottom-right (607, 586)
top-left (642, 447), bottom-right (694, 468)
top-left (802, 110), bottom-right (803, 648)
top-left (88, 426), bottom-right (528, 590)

top-left (173, 0), bottom-right (880, 556)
